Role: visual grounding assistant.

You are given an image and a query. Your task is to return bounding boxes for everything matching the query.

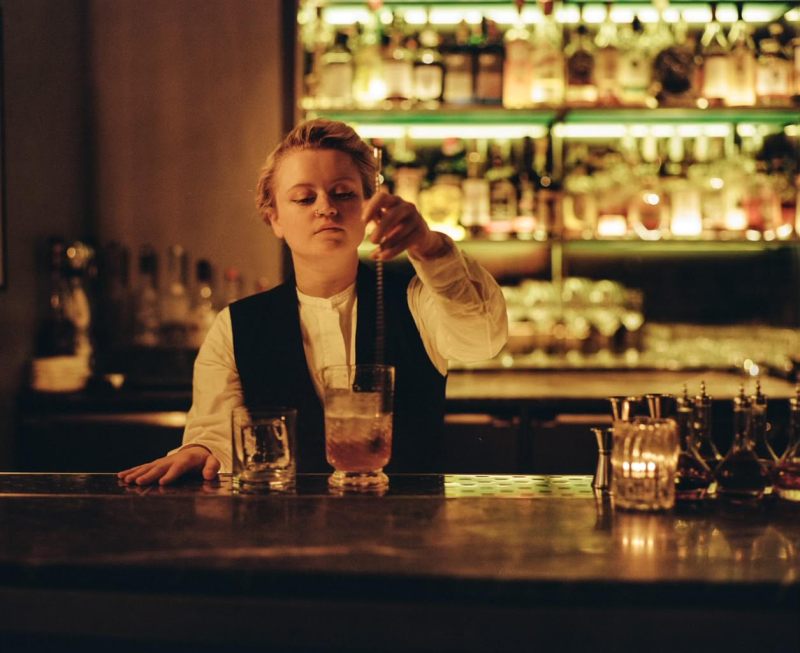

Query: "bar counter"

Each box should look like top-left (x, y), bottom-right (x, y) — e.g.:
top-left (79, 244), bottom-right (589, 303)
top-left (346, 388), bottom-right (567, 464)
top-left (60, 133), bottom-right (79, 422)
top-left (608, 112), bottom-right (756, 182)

top-left (1, 473), bottom-right (798, 652)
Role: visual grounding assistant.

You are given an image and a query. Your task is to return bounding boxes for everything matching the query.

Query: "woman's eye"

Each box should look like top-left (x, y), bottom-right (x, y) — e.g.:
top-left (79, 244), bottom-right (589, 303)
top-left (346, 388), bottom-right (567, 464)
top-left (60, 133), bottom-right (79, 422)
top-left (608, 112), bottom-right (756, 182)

top-left (334, 191), bottom-right (356, 200)
top-left (292, 197), bottom-right (315, 205)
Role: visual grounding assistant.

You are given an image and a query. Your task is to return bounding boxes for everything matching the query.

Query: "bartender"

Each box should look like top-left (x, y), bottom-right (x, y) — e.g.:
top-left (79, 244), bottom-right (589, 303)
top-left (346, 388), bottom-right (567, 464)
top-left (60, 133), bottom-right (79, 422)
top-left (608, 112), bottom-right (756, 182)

top-left (119, 118), bottom-right (507, 486)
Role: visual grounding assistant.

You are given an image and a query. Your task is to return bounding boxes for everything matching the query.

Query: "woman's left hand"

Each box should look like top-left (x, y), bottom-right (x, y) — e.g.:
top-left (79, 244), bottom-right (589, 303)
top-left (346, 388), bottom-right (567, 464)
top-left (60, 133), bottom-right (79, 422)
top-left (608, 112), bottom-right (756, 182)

top-left (362, 192), bottom-right (446, 261)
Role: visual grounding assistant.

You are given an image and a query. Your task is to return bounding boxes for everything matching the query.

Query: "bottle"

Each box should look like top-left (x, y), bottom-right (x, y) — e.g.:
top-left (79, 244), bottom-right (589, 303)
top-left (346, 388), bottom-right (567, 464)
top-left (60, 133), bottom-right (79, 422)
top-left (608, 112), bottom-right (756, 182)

top-left (133, 245), bottom-right (161, 347)
top-left (35, 237), bottom-right (77, 357)
top-left (485, 141), bottom-right (518, 240)
top-left (419, 138), bottom-right (466, 235)
top-left (652, 6), bottom-right (697, 106)
top-left (382, 17), bottom-right (414, 104)
top-left (318, 30), bottom-right (353, 109)
top-left (674, 385), bottom-right (715, 502)
top-left (691, 381), bottom-right (722, 468)
top-left (461, 139), bottom-right (491, 236)
top-left (64, 241), bottom-right (95, 364)
top-left (474, 20), bottom-right (504, 105)
top-left (529, 0), bottom-right (564, 106)
top-left (594, 2), bottom-right (620, 106)
top-left (564, 13), bottom-right (597, 107)
top-left (725, 1), bottom-right (757, 107)
top-left (755, 23), bottom-right (793, 107)
top-left (616, 16), bottom-right (651, 107)
top-left (698, 2), bottom-right (729, 107)
top-left (413, 19), bottom-right (444, 107)
top-left (223, 266), bottom-right (245, 307)
top-left (187, 259), bottom-right (217, 350)
top-left (95, 241), bottom-right (132, 356)
top-left (774, 386), bottom-right (800, 502)
top-left (160, 245), bottom-right (191, 347)
top-left (662, 136), bottom-right (702, 238)
top-left (629, 135), bottom-right (668, 240)
top-left (442, 22), bottom-right (474, 105)
top-left (352, 18), bottom-right (386, 108)
top-left (716, 385), bottom-right (771, 502)
top-left (502, 0), bottom-right (534, 109)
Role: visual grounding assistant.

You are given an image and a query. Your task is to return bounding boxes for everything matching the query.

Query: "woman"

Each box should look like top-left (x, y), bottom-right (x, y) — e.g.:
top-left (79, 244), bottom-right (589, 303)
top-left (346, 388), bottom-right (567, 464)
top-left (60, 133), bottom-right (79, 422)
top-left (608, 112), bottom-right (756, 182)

top-left (119, 119), bottom-right (507, 485)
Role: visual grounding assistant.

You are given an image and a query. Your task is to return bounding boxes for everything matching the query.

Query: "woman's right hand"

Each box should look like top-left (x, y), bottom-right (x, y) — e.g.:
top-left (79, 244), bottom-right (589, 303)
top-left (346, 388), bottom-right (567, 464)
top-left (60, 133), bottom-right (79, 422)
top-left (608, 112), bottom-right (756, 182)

top-left (117, 445), bottom-right (220, 486)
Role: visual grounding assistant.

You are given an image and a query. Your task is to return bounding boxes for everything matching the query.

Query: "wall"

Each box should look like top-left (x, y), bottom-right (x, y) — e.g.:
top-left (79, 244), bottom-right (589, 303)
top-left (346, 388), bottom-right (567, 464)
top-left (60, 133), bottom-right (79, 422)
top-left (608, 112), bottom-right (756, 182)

top-left (0, 0), bottom-right (287, 469)
top-left (88, 0), bottom-right (287, 297)
top-left (0, 0), bottom-right (89, 469)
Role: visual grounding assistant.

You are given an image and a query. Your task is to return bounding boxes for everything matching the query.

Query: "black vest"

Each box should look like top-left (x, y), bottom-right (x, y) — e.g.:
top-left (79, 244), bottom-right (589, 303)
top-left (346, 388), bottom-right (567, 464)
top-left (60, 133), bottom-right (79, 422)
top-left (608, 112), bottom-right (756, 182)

top-left (229, 262), bottom-right (446, 473)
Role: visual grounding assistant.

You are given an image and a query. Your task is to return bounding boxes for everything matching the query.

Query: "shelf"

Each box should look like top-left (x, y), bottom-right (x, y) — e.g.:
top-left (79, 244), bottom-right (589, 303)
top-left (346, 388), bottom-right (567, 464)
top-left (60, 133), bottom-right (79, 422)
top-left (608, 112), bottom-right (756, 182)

top-left (306, 107), bottom-right (799, 140)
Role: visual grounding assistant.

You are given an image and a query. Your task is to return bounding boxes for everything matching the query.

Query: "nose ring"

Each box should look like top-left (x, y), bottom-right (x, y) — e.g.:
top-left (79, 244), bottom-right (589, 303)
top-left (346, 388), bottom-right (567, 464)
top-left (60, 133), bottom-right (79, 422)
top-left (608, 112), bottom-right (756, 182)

top-left (314, 208), bottom-right (337, 218)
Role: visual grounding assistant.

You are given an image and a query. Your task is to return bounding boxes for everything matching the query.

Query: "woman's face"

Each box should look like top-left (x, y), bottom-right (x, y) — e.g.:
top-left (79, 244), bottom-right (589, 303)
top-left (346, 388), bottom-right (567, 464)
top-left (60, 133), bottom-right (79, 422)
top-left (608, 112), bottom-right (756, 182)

top-left (269, 149), bottom-right (366, 262)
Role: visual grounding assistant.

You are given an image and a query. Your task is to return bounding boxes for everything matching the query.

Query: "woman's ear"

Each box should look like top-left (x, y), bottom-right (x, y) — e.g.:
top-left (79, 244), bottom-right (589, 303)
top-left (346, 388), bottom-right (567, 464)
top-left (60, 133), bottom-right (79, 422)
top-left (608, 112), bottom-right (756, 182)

top-left (264, 208), bottom-right (284, 239)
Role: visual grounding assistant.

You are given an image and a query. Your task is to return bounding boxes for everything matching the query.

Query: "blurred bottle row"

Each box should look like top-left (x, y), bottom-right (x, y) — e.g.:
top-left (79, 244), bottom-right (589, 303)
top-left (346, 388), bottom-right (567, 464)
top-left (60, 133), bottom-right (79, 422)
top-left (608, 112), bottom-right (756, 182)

top-left (33, 238), bottom-right (264, 392)
top-left (371, 129), bottom-right (798, 241)
top-left (301, 0), bottom-right (800, 111)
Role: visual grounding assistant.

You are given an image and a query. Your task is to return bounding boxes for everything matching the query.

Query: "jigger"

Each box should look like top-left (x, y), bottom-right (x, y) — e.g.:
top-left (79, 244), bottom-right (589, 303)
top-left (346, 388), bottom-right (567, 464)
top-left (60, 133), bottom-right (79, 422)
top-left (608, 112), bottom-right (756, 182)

top-left (591, 427), bottom-right (613, 495)
top-left (645, 393), bottom-right (677, 419)
top-left (608, 396), bottom-right (641, 422)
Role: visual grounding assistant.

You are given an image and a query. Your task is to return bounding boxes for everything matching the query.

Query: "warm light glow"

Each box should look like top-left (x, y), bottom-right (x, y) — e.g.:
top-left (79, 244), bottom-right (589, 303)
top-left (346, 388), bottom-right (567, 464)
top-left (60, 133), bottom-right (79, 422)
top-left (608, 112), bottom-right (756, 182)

top-left (776, 223), bottom-right (795, 240)
top-left (554, 124), bottom-right (627, 139)
top-left (724, 209), bottom-right (747, 231)
top-left (709, 177), bottom-right (724, 191)
top-left (409, 124), bottom-right (548, 140)
top-left (597, 215), bottom-right (628, 237)
top-left (644, 193), bottom-right (660, 206)
top-left (671, 214), bottom-right (703, 237)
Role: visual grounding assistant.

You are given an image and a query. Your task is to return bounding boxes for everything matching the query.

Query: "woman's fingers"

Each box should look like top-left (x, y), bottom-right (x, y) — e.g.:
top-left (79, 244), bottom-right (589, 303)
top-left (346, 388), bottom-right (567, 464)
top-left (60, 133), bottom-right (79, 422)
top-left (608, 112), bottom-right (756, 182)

top-left (202, 456), bottom-right (221, 480)
top-left (372, 220), bottom-right (425, 260)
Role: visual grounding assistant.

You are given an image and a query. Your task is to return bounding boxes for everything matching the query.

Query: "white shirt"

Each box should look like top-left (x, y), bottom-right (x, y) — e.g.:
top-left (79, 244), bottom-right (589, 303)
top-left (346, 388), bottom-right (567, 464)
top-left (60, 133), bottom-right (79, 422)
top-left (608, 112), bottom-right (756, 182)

top-left (175, 237), bottom-right (508, 471)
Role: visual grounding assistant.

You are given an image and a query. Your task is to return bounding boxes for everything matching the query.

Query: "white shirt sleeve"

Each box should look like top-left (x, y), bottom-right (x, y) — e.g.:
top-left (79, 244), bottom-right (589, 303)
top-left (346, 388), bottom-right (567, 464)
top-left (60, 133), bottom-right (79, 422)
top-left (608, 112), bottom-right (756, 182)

top-left (169, 307), bottom-right (240, 472)
top-left (407, 235), bottom-right (508, 375)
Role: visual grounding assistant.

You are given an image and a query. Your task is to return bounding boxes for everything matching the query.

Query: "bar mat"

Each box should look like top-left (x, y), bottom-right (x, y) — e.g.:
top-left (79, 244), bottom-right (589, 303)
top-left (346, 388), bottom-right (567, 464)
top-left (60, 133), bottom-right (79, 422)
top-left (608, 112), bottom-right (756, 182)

top-left (443, 474), bottom-right (594, 498)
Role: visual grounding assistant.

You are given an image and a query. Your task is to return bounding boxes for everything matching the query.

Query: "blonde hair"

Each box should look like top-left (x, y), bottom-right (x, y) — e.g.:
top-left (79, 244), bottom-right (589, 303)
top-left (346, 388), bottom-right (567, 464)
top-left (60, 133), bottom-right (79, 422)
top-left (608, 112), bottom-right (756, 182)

top-left (255, 119), bottom-right (377, 219)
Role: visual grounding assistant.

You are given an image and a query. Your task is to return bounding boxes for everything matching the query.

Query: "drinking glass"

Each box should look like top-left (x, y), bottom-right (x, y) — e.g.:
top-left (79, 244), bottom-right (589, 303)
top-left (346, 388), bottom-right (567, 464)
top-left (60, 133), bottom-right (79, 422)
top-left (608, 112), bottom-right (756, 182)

top-left (321, 364), bottom-right (394, 492)
top-left (611, 417), bottom-right (680, 511)
top-left (231, 406), bottom-right (297, 491)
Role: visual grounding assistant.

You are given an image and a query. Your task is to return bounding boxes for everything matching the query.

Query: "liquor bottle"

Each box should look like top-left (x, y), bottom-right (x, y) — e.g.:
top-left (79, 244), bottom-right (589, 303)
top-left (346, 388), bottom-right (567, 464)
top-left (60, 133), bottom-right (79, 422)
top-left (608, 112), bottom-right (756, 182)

top-left (318, 30), bottom-right (353, 109)
top-left (485, 141), bottom-right (518, 240)
top-left (793, 34), bottom-right (800, 101)
top-left (774, 386), bottom-right (800, 502)
top-left (698, 2), bottom-right (729, 107)
top-left (661, 136), bottom-right (701, 238)
top-left (691, 381), bottom-right (722, 468)
top-left (352, 17), bottom-right (386, 108)
top-left (95, 241), bottom-right (132, 356)
top-left (530, 0), bottom-right (564, 106)
top-left (653, 6), bottom-right (697, 106)
top-left (419, 138), bottom-right (466, 234)
top-left (133, 245), bottom-right (161, 347)
top-left (725, 1), bottom-right (757, 107)
top-left (716, 385), bottom-right (771, 502)
top-left (392, 135), bottom-right (425, 207)
top-left (382, 17), bottom-right (414, 104)
top-left (413, 19), bottom-right (444, 107)
top-left (616, 16), bottom-right (652, 107)
top-left (749, 380), bottom-right (779, 474)
top-left (629, 135), bottom-right (668, 239)
top-left (502, 0), bottom-right (534, 109)
top-left (187, 259), bottom-right (217, 350)
top-left (513, 136), bottom-right (543, 239)
top-left (461, 139), bottom-right (491, 236)
top-left (62, 241), bottom-right (95, 364)
top-left (670, 387), bottom-right (715, 502)
top-left (474, 20), bottom-right (504, 105)
top-left (223, 266), bottom-right (245, 306)
top-left (36, 237), bottom-right (77, 357)
top-left (564, 10), bottom-right (597, 107)
top-left (594, 2), bottom-right (620, 106)
top-left (755, 23), bottom-right (793, 107)
top-left (160, 245), bottom-right (191, 347)
top-left (442, 26), bottom-right (474, 105)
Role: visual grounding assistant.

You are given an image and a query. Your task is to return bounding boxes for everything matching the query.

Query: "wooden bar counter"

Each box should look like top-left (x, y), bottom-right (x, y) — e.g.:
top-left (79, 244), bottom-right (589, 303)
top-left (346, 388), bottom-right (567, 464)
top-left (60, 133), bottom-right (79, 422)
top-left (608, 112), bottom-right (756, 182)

top-left (1, 473), bottom-right (798, 653)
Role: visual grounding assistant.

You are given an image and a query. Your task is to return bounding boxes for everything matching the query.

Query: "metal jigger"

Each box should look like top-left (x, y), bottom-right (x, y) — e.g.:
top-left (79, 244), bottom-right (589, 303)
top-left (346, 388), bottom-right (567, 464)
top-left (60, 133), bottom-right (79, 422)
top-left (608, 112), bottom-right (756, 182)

top-left (591, 427), bottom-right (613, 495)
top-left (609, 396), bottom-right (641, 422)
top-left (645, 393), bottom-right (677, 419)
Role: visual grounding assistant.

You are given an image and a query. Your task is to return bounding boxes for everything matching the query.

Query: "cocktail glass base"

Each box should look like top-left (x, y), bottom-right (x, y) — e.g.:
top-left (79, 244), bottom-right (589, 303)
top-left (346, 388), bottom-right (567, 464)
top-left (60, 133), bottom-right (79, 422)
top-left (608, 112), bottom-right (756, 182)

top-left (328, 470), bottom-right (388, 492)
top-left (233, 470), bottom-right (295, 493)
